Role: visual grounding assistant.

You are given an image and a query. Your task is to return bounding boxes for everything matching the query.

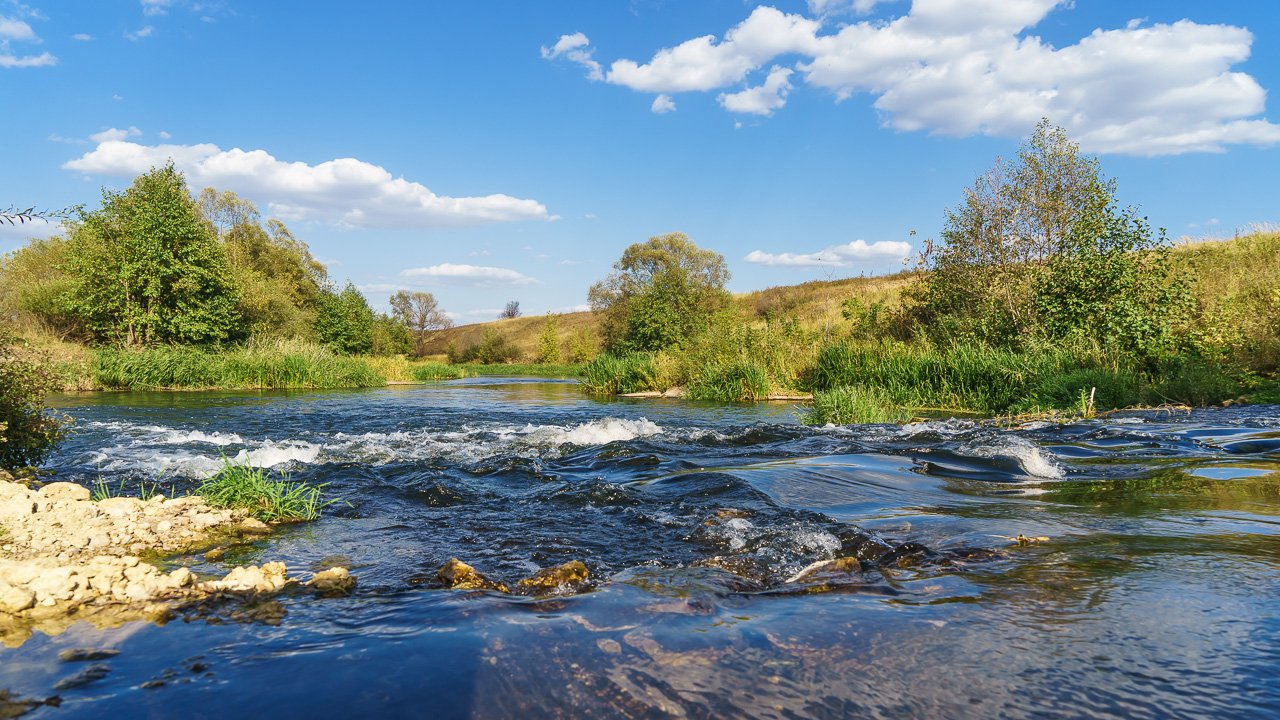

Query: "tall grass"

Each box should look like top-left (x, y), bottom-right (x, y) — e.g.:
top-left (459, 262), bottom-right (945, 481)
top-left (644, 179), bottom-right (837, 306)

top-left (802, 385), bottom-right (915, 425)
top-left (411, 362), bottom-right (470, 381)
top-left (465, 363), bottom-right (583, 377)
top-left (93, 339), bottom-right (384, 390)
top-left (196, 459), bottom-right (335, 523)
top-left (685, 360), bottom-right (770, 402)
top-left (581, 353), bottom-right (664, 395)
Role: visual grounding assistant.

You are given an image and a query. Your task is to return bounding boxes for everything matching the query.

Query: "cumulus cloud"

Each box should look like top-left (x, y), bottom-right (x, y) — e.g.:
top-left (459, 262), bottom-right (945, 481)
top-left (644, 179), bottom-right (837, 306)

top-left (1, 14), bottom-right (57, 68)
top-left (401, 263), bottom-right (538, 287)
top-left (808, 0), bottom-right (897, 15)
top-left (718, 65), bottom-right (793, 115)
top-left (540, 31), bottom-right (602, 81)
top-left (605, 7), bottom-right (820, 93)
top-left (650, 94), bottom-right (676, 113)
top-left (558, 1), bottom-right (1280, 155)
top-left (745, 239), bottom-right (911, 267)
top-left (63, 139), bottom-right (552, 230)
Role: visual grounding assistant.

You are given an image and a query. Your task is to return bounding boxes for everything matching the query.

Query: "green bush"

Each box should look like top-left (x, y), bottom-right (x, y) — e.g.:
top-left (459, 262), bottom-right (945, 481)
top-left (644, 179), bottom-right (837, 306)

top-left (0, 335), bottom-right (67, 470)
top-left (448, 328), bottom-right (521, 364)
top-left (1140, 359), bottom-right (1242, 407)
top-left (315, 282), bottom-right (376, 355)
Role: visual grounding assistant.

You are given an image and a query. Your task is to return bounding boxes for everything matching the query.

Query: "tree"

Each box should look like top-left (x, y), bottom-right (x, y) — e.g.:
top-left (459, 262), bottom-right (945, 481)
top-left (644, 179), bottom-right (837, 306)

top-left (0, 334), bottom-right (67, 470)
top-left (389, 290), bottom-right (452, 356)
top-left (372, 313), bottom-right (413, 356)
top-left (499, 301), bottom-right (521, 320)
top-left (588, 232), bottom-right (730, 352)
top-left (537, 313), bottom-right (561, 364)
top-left (315, 282), bottom-right (375, 354)
top-left (914, 119), bottom-right (1187, 354)
top-left (62, 165), bottom-right (241, 346)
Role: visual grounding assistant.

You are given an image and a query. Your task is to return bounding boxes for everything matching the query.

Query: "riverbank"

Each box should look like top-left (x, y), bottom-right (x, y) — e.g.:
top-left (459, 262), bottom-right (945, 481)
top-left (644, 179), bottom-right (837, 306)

top-left (0, 472), bottom-right (353, 647)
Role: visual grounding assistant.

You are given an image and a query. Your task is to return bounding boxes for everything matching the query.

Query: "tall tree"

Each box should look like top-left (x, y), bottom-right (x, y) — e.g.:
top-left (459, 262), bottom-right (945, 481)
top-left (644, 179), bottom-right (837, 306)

top-left (63, 165), bottom-right (240, 347)
top-left (389, 290), bottom-right (452, 356)
top-left (589, 232), bottom-right (730, 352)
top-left (315, 282), bottom-right (376, 354)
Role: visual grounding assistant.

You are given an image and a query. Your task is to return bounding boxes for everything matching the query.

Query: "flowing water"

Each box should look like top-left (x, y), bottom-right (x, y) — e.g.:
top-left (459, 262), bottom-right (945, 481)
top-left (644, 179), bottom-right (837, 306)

top-left (5, 378), bottom-right (1279, 718)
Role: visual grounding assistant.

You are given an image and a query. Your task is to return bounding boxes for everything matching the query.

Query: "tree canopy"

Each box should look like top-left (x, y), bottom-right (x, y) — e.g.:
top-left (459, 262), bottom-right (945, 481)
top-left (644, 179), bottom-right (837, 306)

top-left (63, 164), bottom-right (241, 347)
top-left (389, 290), bottom-right (452, 357)
top-left (589, 232), bottom-right (730, 352)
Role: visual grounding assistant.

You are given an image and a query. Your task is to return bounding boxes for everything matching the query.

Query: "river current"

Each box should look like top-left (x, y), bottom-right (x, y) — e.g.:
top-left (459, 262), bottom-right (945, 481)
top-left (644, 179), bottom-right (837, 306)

top-left (4, 378), bottom-right (1278, 718)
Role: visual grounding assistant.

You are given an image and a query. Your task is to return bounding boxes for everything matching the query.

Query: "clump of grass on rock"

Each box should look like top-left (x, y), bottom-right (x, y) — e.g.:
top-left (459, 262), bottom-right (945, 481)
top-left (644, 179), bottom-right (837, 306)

top-left (197, 460), bottom-right (335, 523)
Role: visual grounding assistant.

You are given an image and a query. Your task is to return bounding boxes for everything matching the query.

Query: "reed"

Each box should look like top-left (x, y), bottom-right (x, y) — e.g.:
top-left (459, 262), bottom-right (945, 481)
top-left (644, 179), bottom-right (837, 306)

top-left (581, 353), bottom-right (662, 395)
top-left (92, 339), bottom-right (384, 390)
top-left (410, 362), bottom-right (471, 381)
top-left (802, 385), bottom-right (915, 425)
top-left (685, 360), bottom-right (771, 402)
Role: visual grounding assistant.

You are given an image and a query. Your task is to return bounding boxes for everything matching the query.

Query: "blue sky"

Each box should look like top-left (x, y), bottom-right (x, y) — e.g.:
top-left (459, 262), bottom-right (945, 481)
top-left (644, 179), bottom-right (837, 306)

top-left (3, 0), bottom-right (1278, 322)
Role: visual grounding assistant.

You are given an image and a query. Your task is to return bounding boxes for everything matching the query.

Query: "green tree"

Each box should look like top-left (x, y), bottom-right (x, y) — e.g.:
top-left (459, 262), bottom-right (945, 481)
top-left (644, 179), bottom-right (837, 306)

top-left (588, 232), bottom-right (730, 352)
top-left (914, 119), bottom-right (1187, 354)
top-left (0, 236), bottom-right (81, 338)
top-left (63, 165), bottom-right (241, 346)
top-left (0, 334), bottom-right (67, 470)
top-left (537, 313), bottom-right (561, 364)
top-left (388, 290), bottom-right (452, 356)
top-left (315, 282), bottom-right (375, 354)
top-left (372, 313), bottom-right (413, 356)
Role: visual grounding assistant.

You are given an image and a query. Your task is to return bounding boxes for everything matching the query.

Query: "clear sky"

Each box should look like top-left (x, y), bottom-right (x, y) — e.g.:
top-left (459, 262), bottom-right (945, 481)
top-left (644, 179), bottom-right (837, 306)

top-left (3, 0), bottom-right (1278, 322)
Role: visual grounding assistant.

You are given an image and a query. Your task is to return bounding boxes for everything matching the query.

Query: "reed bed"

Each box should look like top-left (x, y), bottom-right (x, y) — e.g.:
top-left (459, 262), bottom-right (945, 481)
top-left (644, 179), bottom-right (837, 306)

top-left (92, 340), bottom-right (384, 390)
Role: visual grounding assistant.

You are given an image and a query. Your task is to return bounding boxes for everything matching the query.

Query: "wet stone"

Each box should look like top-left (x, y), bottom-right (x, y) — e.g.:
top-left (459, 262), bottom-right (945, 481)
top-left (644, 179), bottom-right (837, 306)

top-left (57, 648), bottom-right (120, 663)
top-left (437, 558), bottom-right (509, 593)
top-left (53, 663), bottom-right (112, 691)
top-left (515, 560), bottom-right (591, 596)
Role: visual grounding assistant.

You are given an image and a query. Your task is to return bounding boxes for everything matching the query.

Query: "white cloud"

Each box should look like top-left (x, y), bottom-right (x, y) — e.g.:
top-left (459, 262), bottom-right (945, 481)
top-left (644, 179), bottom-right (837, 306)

top-left (605, 6), bottom-right (819, 93)
top-left (141, 0), bottom-right (172, 16)
top-left (401, 263), bottom-right (538, 287)
top-left (48, 133), bottom-right (86, 145)
top-left (124, 26), bottom-right (154, 41)
top-left (540, 31), bottom-right (603, 81)
top-left (158, 130), bottom-right (171, 139)
top-left (564, 1), bottom-right (1280, 155)
top-left (1, 14), bottom-right (56, 68)
top-left (71, 32), bottom-right (92, 41)
top-left (650, 94), bottom-right (676, 113)
top-left (718, 65), bottom-right (793, 115)
top-left (745, 239), bottom-right (910, 267)
top-left (64, 139), bottom-right (552, 230)
top-left (808, 0), bottom-right (897, 15)
top-left (0, 50), bottom-right (54, 67)
top-left (0, 16), bottom-right (35, 41)
top-left (0, 217), bottom-right (62, 242)
top-left (112, 94), bottom-right (123, 100)
top-left (89, 126), bottom-right (142, 143)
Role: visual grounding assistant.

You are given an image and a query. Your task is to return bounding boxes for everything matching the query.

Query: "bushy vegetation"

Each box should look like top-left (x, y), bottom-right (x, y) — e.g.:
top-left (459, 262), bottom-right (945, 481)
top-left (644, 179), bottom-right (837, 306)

top-left (92, 340), bottom-right (384, 390)
top-left (589, 232), bottom-right (730, 352)
top-left (447, 328), bottom-right (521, 364)
top-left (196, 460), bottom-right (334, 523)
top-left (410, 362), bottom-right (470, 381)
top-left (0, 334), bottom-right (67, 470)
top-left (578, 121), bottom-right (1273, 418)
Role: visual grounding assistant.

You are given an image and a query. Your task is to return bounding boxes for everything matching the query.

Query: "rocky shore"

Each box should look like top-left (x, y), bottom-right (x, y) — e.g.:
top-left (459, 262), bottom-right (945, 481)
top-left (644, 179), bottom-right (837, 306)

top-left (0, 472), bottom-right (354, 647)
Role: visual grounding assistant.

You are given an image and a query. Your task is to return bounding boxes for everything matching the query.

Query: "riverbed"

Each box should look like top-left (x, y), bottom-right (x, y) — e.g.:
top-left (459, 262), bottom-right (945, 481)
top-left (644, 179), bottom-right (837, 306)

top-left (4, 377), bottom-right (1278, 718)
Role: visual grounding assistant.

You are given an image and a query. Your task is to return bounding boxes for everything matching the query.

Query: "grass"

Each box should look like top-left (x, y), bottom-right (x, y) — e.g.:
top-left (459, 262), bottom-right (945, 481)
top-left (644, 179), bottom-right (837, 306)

top-left (685, 360), bottom-right (771, 402)
top-left (581, 353), bottom-right (664, 395)
top-left (411, 362), bottom-right (471, 380)
top-left (93, 339), bottom-right (385, 391)
top-left (90, 476), bottom-right (167, 501)
top-left (802, 385), bottom-right (915, 425)
top-left (465, 363), bottom-right (583, 377)
top-left (196, 459), bottom-right (335, 523)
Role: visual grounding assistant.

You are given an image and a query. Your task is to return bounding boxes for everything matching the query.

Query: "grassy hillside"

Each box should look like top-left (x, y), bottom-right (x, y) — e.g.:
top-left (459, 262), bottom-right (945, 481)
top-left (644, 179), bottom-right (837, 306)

top-left (429, 231), bottom-right (1279, 368)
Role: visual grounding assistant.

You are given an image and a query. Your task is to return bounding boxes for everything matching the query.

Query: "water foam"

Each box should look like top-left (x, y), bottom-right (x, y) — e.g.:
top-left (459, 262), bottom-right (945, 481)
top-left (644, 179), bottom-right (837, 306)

top-left (961, 436), bottom-right (1065, 479)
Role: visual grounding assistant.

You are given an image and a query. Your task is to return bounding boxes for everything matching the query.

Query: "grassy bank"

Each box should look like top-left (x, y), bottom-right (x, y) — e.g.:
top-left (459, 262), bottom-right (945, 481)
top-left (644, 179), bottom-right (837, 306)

top-left (93, 340), bottom-right (385, 390)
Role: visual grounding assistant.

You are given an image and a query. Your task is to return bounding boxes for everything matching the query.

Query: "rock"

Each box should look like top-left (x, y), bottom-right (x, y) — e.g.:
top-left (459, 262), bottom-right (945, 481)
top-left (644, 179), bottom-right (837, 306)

top-left (204, 547), bottom-right (226, 562)
top-left (57, 648), bottom-right (120, 663)
top-left (238, 518), bottom-right (271, 536)
top-left (53, 663), bottom-right (111, 691)
top-left (308, 567), bottom-right (357, 596)
top-left (38, 483), bottom-right (91, 502)
top-left (0, 581), bottom-right (36, 613)
top-left (515, 560), bottom-right (590, 596)
top-left (437, 558), bottom-right (509, 593)
top-left (201, 562), bottom-right (291, 593)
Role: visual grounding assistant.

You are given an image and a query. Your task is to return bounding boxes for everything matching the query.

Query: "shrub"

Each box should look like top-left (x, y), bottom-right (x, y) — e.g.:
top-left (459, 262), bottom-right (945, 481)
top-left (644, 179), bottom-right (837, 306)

top-left (0, 335), bottom-right (67, 470)
top-left (581, 353), bottom-right (662, 395)
top-left (315, 282), bottom-right (376, 355)
top-left (686, 360), bottom-right (770, 402)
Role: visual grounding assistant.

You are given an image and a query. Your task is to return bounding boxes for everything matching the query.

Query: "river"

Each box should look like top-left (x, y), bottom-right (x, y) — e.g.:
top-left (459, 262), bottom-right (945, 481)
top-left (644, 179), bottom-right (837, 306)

top-left (4, 377), bottom-right (1278, 718)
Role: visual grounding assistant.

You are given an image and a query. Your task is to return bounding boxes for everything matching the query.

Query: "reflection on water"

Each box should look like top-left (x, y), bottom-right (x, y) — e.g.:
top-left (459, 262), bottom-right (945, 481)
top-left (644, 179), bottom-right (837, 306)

top-left (5, 383), bottom-right (1279, 718)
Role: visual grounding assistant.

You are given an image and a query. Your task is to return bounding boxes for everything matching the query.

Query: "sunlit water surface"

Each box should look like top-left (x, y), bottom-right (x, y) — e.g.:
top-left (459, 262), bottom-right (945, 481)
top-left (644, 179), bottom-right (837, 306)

top-left (3, 378), bottom-right (1278, 718)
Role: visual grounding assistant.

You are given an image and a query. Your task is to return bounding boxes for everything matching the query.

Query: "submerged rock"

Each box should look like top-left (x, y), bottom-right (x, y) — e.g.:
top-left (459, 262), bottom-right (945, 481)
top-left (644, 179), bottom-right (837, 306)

top-left (515, 560), bottom-right (591, 596)
top-left (437, 558), bottom-right (509, 593)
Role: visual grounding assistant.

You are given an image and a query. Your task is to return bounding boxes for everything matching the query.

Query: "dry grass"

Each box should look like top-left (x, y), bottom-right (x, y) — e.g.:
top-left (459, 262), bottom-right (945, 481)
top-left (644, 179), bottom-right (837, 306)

top-left (421, 312), bottom-right (597, 359)
top-left (1175, 229), bottom-right (1280, 370)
